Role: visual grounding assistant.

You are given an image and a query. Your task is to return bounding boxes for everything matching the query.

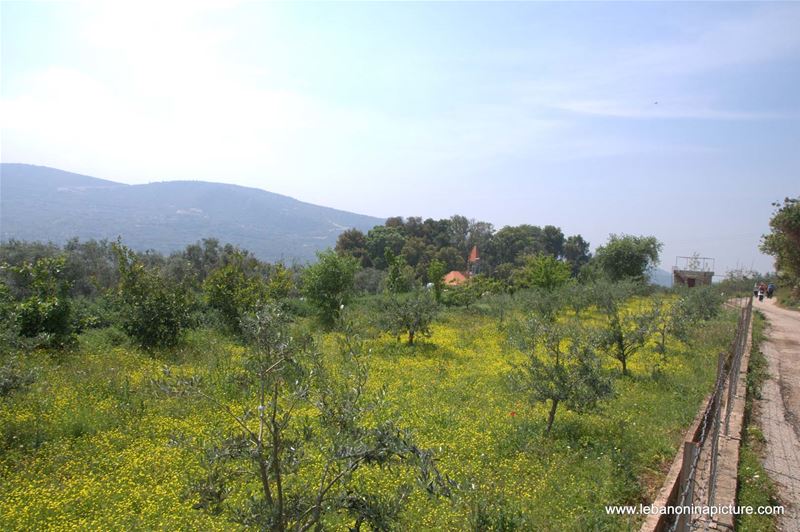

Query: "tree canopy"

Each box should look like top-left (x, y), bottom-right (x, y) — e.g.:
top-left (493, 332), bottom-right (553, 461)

top-left (593, 234), bottom-right (662, 283)
top-left (761, 197), bottom-right (800, 294)
top-left (335, 215), bottom-right (591, 282)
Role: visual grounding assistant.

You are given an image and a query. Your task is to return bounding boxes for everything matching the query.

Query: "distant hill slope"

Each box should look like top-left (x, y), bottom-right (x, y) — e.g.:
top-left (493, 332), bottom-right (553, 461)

top-left (649, 268), bottom-right (673, 287)
top-left (0, 163), bottom-right (384, 262)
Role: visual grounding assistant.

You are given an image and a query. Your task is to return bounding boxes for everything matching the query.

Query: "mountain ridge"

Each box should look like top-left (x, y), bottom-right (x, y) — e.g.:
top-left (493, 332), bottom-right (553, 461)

top-left (0, 163), bottom-right (384, 262)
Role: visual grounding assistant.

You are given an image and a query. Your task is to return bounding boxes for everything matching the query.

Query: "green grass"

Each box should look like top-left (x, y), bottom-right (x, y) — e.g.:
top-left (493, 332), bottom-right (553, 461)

top-left (776, 290), bottom-right (800, 310)
top-left (0, 300), bottom-right (738, 530)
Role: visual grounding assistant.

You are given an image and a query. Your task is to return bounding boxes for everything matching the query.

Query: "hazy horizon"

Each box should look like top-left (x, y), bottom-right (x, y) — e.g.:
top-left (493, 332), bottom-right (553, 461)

top-left (3, 2), bottom-right (799, 276)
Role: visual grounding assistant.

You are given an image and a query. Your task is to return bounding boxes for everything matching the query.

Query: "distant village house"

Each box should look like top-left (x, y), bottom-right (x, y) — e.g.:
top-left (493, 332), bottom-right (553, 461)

top-left (444, 246), bottom-right (481, 286)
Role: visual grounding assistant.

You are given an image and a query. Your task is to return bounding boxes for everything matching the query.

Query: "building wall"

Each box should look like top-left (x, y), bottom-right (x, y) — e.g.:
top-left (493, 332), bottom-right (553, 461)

top-left (673, 270), bottom-right (714, 287)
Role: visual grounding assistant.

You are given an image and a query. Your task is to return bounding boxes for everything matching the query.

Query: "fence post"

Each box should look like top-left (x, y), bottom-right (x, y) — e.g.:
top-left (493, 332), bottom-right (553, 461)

top-left (675, 441), bottom-right (699, 532)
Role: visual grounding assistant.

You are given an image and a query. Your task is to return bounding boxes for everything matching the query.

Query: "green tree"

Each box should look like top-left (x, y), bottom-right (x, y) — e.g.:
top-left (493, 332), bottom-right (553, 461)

top-left (113, 243), bottom-right (192, 348)
top-left (594, 234), bottom-right (662, 283)
top-left (190, 305), bottom-right (449, 530)
top-left (563, 283), bottom-right (592, 318)
top-left (509, 316), bottom-right (612, 433)
top-left (9, 256), bottom-right (75, 347)
top-left (385, 251), bottom-right (414, 294)
top-left (266, 263), bottom-right (295, 300)
top-left (563, 235), bottom-right (592, 276)
top-left (761, 197), bottom-right (800, 295)
top-left (436, 246), bottom-right (465, 273)
top-left (513, 255), bottom-right (571, 291)
top-left (335, 228), bottom-right (371, 267)
top-left (366, 226), bottom-right (406, 269)
top-left (427, 259), bottom-right (447, 302)
top-left (678, 285), bottom-right (722, 323)
top-left (466, 220), bottom-right (495, 262)
top-left (354, 268), bottom-right (387, 295)
top-left (518, 287), bottom-right (567, 323)
top-left (448, 215), bottom-right (471, 254)
top-left (381, 290), bottom-right (439, 345)
top-left (301, 250), bottom-right (359, 326)
top-left (400, 236), bottom-right (429, 268)
top-left (595, 282), bottom-right (654, 375)
top-left (486, 225), bottom-right (543, 266)
top-left (203, 253), bottom-right (268, 333)
top-left (541, 225), bottom-right (565, 258)
top-left (62, 238), bottom-right (119, 297)
top-left (442, 281), bottom-right (480, 308)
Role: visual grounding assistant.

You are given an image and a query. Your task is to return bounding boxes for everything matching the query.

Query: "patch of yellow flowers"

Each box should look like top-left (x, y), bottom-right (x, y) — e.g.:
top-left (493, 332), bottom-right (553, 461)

top-left (1, 301), bottom-right (726, 530)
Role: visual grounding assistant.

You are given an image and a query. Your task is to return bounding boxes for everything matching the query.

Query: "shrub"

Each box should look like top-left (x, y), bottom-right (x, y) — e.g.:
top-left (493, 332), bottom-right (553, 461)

top-left (203, 254), bottom-right (268, 334)
top-left (7, 256), bottom-right (76, 348)
top-left (0, 357), bottom-right (36, 397)
top-left (301, 250), bottom-right (359, 326)
top-left (354, 267), bottom-right (387, 295)
top-left (113, 243), bottom-right (192, 349)
top-left (678, 286), bottom-right (722, 323)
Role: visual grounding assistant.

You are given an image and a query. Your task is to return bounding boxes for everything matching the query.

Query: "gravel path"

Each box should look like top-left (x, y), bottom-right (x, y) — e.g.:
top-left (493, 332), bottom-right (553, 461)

top-left (754, 297), bottom-right (800, 530)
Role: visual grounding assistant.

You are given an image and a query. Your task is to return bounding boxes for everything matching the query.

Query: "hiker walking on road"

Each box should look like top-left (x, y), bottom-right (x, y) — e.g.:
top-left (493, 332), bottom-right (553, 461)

top-left (758, 282), bottom-right (767, 301)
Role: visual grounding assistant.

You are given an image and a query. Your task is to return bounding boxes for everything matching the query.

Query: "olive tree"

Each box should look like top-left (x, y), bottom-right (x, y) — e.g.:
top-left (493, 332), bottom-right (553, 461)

top-left (381, 290), bottom-right (439, 345)
top-left (595, 282), bottom-right (655, 376)
top-left (563, 283), bottom-right (592, 318)
top-left (509, 316), bottom-right (612, 433)
top-left (189, 305), bottom-right (450, 530)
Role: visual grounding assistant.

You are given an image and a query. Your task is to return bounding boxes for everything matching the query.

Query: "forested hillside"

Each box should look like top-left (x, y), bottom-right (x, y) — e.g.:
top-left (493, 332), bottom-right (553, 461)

top-left (0, 164), bottom-right (384, 262)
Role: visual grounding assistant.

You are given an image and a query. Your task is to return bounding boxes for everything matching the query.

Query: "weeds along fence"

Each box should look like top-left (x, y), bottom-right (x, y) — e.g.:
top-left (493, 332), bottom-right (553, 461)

top-left (658, 296), bottom-right (753, 532)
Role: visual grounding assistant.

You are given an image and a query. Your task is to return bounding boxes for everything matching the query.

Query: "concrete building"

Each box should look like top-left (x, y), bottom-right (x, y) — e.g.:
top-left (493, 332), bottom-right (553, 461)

top-left (672, 256), bottom-right (715, 287)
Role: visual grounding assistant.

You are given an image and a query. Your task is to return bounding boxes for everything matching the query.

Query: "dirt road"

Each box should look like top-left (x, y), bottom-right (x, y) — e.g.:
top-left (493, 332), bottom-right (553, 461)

top-left (754, 297), bottom-right (800, 530)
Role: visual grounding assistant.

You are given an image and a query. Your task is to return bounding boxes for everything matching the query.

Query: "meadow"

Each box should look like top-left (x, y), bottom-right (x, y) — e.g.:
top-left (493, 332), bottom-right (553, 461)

top-left (1, 294), bottom-right (737, 531)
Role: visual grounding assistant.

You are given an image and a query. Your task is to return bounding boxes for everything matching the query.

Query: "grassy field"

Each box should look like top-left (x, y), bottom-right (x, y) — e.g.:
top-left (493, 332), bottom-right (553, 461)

top-left (1, 297), bottom-right (737, 530)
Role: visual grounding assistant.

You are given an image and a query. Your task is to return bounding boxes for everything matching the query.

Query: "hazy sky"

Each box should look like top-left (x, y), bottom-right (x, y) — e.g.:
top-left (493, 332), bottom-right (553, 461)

top-left (2, 1), bottom-right (799, 276)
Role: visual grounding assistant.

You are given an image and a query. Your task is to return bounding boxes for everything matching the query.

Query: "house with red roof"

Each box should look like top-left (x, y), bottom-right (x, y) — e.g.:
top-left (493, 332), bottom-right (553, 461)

top-left (443, 270), bottom-right (468, 286)
top-left (443, 246), bottom-right (481, 286)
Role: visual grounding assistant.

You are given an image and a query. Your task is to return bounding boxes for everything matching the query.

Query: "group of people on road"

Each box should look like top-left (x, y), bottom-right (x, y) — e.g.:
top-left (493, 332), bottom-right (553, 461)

top-left (754, 281), bottom-right (776, 301)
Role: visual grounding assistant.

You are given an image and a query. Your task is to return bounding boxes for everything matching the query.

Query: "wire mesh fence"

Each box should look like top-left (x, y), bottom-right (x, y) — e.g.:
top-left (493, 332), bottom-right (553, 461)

top-left (663, 295), bottom-right (753, 532)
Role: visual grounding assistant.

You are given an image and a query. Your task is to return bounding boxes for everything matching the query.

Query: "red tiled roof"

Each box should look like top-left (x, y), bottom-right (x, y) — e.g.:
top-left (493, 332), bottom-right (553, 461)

top-left (443, 270), bottom-right (468, 285)
top-left (468, 246), bottom-right (479, 263)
